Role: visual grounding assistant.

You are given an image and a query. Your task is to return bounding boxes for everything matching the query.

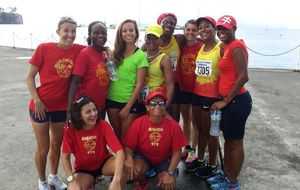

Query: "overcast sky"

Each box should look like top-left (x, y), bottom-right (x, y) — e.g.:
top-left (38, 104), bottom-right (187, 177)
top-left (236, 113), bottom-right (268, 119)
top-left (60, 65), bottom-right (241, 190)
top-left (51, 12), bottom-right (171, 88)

top-left (2, 0), bottom-right (300, 29)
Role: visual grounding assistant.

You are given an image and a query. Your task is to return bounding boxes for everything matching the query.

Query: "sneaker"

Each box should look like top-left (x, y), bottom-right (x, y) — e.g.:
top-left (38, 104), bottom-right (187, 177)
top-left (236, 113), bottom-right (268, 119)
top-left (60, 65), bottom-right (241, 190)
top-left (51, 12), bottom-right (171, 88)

top-left (185, 149), bottom-right (197, 163)
top-left (95, 175), bottom-right (105, 183)
top-left (182, 147), bottom-right (189, 159)
top-left (195, 164), bottom-right (218, 179)
top-left (210, 176), bottom-right (240, 190)
top-left (207, 171), bottom-right (225, 185)
top-left (38, 180), bottom-right (50, 190)
top-left (185, 159), bottom-right (205, 172)
top-left (144, 167), bottom-right (156, 178)
top-left (48, 175), bottom-right (67, 190)
top-left (135, 178), bottom-right (150, 190)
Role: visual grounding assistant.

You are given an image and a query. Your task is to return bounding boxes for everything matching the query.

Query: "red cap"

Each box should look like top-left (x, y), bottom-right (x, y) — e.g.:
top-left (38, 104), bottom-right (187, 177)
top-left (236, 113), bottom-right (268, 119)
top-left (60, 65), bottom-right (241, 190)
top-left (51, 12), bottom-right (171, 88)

top-left (196, 16), bottom-right (216, 28)
top-left (145, 91), bottom-right (167, 104)
top-left (216, 15), bottom-right (237, 30)
top-left (157, 13), bottom-right (177, 25)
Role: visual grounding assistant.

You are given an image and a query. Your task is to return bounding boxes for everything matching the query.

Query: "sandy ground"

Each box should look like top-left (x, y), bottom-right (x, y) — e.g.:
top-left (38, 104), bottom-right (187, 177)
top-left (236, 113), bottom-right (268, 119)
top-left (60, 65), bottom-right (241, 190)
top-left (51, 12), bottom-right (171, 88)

top-left (0, 46), bottom-right (299, 189)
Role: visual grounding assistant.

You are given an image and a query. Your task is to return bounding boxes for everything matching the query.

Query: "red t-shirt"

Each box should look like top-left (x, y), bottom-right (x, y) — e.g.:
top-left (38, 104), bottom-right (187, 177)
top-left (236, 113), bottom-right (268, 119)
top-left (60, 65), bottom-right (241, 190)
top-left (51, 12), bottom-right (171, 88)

top-left (29, 43), bottom-right (85, 111)
top-left (218, 39), bottom-right (248, 96)
top-left (72, 47), bottom-right (110, 109)
top-left (62, 120), bottom-right (122, 171)
top-left (123, 115), bottom-right (188, 165)
top-left (178, 41), bottom-right (203, 92)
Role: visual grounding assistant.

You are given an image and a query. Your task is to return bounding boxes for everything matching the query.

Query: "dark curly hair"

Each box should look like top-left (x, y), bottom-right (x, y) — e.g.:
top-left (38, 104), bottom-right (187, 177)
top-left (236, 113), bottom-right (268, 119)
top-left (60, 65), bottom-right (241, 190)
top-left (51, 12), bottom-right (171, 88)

top-left (70, 96), bottom-right (101, 130)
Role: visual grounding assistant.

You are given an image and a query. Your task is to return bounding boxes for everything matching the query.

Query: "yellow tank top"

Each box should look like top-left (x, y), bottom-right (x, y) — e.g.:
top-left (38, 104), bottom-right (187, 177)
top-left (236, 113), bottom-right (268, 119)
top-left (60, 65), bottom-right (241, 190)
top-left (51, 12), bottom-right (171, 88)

top-left (194, 42), bottom-right (221, 98)
top-left (159, 36), bottom-right (180, 71)
top-left (145, 53), bottom-right (165, 92)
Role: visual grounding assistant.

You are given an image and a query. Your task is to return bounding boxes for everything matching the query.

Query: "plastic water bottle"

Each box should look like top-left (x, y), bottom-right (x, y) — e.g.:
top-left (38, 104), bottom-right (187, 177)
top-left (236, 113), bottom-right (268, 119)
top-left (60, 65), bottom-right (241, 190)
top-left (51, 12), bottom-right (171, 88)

top-left (105, 59), bottom-right (119, 81)
top-left (210, 110), bottom-right (221, 136)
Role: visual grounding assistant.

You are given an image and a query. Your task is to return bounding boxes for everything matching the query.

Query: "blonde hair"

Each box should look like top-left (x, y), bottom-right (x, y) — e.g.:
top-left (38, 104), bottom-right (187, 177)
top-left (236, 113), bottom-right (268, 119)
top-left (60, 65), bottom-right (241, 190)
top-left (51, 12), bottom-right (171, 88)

top-left (57, 16), bottom-right (77, 31)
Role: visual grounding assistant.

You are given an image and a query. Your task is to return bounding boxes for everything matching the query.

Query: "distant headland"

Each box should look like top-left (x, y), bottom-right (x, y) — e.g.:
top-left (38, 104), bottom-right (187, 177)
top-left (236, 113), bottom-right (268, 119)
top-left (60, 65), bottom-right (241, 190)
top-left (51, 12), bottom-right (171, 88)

top-left (0, 7), bottom-right (23, 24)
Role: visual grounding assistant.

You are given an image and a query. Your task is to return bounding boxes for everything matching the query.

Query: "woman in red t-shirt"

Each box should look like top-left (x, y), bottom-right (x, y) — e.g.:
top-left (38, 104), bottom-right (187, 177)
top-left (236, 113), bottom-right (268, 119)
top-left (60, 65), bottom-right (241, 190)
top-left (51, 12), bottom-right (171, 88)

top-left (157, 13), bottom-right (186, 122)
top-left (68, 21), bottom-right (110, 120)
top-left (209, 15), bottom-right (252, 190)
top-left (26, 17), bottom-right (85, 190)
top-left (123, 91), bottom-right (188, 190)
top-left (62, 96), bottom-right (125, 190)
top-left (177, 19), bottom-right (203, 163)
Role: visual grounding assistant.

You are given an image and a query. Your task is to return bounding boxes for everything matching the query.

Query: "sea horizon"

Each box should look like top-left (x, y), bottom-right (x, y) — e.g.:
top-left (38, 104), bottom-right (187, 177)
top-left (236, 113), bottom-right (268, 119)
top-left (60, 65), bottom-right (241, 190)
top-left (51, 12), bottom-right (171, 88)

top-left (1, 23), bottom-right (300, 70)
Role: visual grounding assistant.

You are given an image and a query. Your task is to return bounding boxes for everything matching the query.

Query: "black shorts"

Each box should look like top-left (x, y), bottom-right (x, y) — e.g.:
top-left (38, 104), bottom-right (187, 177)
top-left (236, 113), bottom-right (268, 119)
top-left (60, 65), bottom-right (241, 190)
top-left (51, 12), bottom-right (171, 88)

top-left (221, 91), bottom-right (252, 140)
top-left (99, 108), bottom-right (106, 120)
top-left (74, 157), bottom-right (110, 179)
top-left (192, 94), bottom-right (219, 112)
top-left (29, 110), bottom-right (66, 123)
top-left (171, 83), bottom-right (181, 104)
top-left (106, 99), bottom-right (146, 114)
top-left (179, 91), bottom-right (193, 104)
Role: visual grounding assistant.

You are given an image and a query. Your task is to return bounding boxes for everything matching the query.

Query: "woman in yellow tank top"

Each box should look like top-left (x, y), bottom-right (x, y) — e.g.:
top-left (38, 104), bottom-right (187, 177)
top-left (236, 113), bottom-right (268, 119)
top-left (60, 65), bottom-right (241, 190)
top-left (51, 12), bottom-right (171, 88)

top-left (186, 16), bottom-right (222, 180)
top-left (142, 24), bottom-right (174, 108)
top-left (156, 13), bottom-right (186, 122)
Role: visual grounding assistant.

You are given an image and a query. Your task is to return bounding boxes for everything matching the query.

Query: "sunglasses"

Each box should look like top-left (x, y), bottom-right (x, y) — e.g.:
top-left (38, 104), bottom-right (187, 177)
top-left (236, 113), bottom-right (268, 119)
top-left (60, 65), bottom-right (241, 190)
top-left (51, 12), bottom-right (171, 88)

top-left (147, 101), bottom-right (166, 107)
top-left (73, 96), bottom-right (91, 105)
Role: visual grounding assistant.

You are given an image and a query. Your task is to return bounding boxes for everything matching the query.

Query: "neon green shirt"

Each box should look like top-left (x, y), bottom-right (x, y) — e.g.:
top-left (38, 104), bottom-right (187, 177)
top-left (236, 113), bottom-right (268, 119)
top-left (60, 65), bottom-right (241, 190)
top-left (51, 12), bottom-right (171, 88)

top-left (107, 48), bottom-right (148, 103)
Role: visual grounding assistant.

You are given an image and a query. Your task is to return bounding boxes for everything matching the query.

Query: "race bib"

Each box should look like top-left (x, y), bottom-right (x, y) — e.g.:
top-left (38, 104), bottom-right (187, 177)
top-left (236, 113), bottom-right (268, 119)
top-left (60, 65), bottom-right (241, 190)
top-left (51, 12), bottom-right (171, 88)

top-left (139, 85), bottom-right (149, 104)
top-left (170, 58), bottom-right (178, 71)
top-left (195, 60), bottom-right (212, 76)
top-left (170, 51), bottom-right (178, 71)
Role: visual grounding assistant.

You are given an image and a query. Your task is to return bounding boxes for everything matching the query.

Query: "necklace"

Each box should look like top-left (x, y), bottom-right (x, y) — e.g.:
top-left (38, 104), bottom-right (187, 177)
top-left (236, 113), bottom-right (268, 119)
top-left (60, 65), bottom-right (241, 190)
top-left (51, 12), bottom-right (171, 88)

top-left (147, 50), bottom-right (161, 60)
top-left (204, 41), bottom-right (217, 52)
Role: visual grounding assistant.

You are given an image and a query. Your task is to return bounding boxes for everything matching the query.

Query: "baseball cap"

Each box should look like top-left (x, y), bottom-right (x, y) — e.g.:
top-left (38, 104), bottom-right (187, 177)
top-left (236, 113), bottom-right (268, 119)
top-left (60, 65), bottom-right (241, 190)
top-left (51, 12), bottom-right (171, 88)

top-left (196, 16), bottom-right (216, 28)
top-left (157, 13), bottom-right (177, 25)
top-left (145, 24), bottom-right (163, 38)
top-left (216, 15), bottom-right (237, 30)
top-left (145, 91), bottom-right (167, 105)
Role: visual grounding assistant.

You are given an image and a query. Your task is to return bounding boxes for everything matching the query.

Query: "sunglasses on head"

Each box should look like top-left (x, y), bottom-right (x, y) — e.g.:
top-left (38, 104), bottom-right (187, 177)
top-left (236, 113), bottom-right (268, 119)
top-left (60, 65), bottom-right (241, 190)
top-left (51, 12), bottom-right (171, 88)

top-left (73, 96), bottom-right (91, 105)
top-left (147, 101), bottom-right (166, 107)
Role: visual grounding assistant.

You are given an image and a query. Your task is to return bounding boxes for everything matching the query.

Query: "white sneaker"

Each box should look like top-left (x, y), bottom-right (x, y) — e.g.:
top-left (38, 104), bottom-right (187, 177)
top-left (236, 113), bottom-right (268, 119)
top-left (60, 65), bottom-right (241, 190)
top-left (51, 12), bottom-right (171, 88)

top-left (38, 180), bottom-right (50, 190)
top-left (48, 174), bottom-right (67, 190)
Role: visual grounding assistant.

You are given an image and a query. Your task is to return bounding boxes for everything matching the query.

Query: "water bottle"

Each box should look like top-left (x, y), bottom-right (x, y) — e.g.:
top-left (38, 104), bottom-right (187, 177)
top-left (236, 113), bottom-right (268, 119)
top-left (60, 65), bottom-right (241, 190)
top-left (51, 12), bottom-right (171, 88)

top-left (105, 59), bottom-right (119, 81)
top-left (210, 110), bottom-right (221, 136)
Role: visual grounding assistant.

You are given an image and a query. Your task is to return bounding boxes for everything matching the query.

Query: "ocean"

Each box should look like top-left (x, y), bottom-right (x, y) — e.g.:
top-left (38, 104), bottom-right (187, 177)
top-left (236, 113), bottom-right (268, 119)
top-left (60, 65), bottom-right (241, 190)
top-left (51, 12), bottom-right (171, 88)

top-left (1, 24), bottom-right (300, 70)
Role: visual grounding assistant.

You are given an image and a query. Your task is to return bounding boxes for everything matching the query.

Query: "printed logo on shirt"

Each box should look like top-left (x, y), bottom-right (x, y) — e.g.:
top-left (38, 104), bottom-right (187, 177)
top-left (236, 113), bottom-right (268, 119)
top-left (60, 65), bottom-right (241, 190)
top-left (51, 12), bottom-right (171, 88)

top-left (54, 58), bottom-right (73, 78)
top-left (149, 131), bottom-right (162, 146)
top-left (82, 135), bottom-right (97, 154)
top-left (181, 53), bottom-right (196, 75)
top-left (96, 63), bottom-right (109, 86)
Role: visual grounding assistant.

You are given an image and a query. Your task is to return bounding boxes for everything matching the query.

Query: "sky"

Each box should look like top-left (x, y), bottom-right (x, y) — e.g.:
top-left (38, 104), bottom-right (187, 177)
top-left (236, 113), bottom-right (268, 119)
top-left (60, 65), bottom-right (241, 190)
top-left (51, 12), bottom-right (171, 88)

top-left (2, 0), bottom-right (300, 29)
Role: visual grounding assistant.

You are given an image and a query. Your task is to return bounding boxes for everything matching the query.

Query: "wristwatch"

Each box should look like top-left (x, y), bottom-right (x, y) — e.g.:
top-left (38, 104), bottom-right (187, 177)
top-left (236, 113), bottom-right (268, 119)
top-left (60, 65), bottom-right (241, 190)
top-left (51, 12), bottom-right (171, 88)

top-left (167, 169), bottom-right (175, 176)
top-left (67, 175), bottom-right (74, 183)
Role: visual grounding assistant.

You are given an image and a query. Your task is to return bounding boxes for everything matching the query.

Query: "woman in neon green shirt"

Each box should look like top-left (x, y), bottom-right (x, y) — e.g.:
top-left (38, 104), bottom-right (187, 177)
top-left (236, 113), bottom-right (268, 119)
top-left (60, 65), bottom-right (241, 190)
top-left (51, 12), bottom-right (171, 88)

top-left (106, 19), bottom-right (149, 140)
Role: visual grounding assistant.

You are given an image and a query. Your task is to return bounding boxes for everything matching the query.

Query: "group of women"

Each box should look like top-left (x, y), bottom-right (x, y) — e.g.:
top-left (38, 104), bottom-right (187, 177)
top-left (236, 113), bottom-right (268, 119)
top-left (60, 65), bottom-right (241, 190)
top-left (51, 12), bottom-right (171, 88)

top-left (26, 13), bottom-right (252, 190)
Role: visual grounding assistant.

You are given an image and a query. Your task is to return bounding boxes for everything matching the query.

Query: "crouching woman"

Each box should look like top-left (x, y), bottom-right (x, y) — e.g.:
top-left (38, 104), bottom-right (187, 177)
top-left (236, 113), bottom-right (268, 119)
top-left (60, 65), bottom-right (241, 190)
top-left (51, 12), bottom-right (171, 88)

top-left (123, 91), bottom-right (188, 190)
top-left (62, 96), bottom-right (125, 190)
